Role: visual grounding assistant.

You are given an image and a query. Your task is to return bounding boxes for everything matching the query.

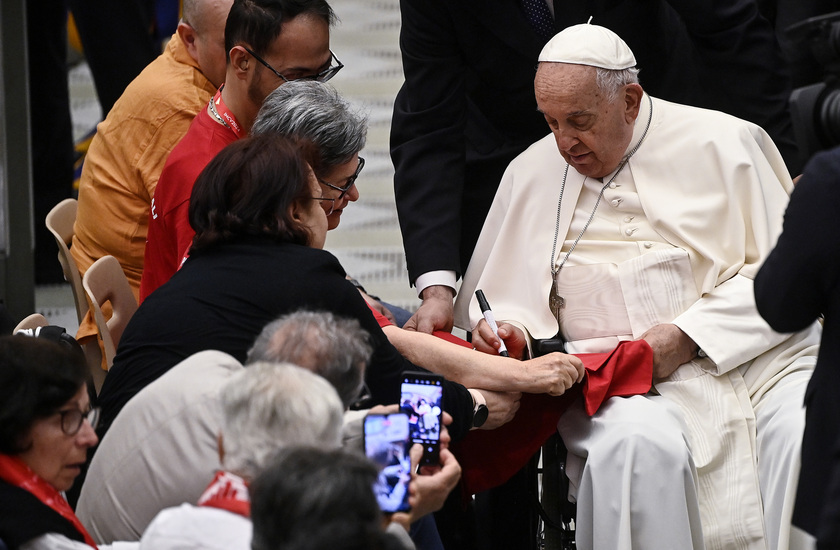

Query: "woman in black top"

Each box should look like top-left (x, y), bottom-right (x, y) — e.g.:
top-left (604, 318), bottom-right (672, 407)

top-left (98, 135), bottom-right (473, 439)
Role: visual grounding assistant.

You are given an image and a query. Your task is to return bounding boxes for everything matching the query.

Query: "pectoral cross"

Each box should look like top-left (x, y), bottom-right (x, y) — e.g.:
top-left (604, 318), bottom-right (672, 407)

top-left (549, 278), bottom-right (565, 322)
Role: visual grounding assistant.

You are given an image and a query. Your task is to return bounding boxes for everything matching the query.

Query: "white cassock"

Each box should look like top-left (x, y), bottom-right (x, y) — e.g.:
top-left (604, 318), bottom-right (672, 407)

top-left (456, 94), bottom-right (820, 550)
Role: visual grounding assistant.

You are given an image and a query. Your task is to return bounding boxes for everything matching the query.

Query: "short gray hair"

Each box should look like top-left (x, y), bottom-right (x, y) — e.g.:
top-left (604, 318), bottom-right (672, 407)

top-left (251, 81), bottom-right (368, 173)
top-left (219, 362), bottom-right (343, 480)
top-left (595, 67), bottom-right (640, 102)
top-left (247, 310), bottom-right (372, 408)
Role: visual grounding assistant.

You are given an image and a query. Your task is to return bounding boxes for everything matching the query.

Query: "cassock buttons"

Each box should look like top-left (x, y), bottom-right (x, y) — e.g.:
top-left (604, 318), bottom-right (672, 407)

top-left (644, 242), bottom-right (653, 248)
top-left (624, 216), bottom-right (634, 223)
top-left (625, 227), bottom-right (638, 236)
top-left (611, 198), bottom-right (622, 207)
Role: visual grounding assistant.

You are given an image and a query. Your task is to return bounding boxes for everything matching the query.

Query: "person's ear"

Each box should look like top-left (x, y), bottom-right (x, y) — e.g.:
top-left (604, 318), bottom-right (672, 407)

top-left (289, 199), bottom-right (307, 224)
top-left (177, 21), bottom-right (200, 64)
top-left (229, 46), bottom-right (251, 81)
top-left (624, 83), bottom-right (643, 123)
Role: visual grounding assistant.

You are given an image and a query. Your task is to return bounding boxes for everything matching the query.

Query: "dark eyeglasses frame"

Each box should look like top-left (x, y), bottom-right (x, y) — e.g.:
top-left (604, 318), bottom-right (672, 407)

top-left (243, 46), bottom-right (343, 83)
top-left (318, 157), bottom-right (365, 200)
top-left (58, 407), bottom-right (100, 436)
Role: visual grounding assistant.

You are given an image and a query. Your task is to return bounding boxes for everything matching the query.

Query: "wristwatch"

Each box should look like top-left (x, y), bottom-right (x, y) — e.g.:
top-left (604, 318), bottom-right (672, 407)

top-left (470, 389), bottom-right (489, 428)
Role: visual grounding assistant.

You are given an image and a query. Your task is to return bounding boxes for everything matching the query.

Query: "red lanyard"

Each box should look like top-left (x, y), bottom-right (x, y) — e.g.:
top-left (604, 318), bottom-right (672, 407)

top-left (209, 86), bottom-right (244, 138)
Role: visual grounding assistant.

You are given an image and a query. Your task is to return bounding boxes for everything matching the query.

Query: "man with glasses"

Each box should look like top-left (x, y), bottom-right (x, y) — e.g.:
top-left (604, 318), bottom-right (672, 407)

top-left (140, 0), bottom-right (341, 301)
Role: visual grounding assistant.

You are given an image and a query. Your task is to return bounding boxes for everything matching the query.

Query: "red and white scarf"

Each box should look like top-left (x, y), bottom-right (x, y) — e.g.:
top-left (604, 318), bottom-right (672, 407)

top-left (197, 470), bottom-right (251, 518)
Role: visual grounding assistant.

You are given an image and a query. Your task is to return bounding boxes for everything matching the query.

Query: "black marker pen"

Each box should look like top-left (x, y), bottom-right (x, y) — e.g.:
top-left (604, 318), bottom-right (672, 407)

top-left (475, 289), bottom-right (509, 357)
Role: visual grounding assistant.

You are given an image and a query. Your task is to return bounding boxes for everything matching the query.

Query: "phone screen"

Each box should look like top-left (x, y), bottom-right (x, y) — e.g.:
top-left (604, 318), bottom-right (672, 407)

top-left (364, 413), bottom-right (412, 513)
top-left (399, 372), bottom-right (443, 465)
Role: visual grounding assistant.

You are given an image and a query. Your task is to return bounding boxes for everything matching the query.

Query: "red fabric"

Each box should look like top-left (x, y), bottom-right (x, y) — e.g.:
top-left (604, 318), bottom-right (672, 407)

top-left (454, 340), bottom-right (653, 495)
top-left (197, 470), bottom-right (251, 518)
top-left (366, 304), bottom-right (652, 494)
top-left (0, 454), bottom-right (98, 548)
top-left (369, 305), bottom-right (393, 328)
top-left (139, 106), bottom-right (238, 302)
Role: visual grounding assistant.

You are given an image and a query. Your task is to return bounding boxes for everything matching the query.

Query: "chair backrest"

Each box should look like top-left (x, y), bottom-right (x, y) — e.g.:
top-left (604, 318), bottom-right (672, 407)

top-left (12, 313), bottom-right (49, 334)
top-left (45, 198), bottom-right (88, 324)
top-left (82, 255), bottom-right (139, 369)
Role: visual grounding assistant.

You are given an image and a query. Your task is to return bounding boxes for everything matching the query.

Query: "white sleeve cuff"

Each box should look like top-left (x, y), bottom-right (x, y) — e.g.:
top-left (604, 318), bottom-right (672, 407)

top-left (415, 271), bottom-right (457, 298)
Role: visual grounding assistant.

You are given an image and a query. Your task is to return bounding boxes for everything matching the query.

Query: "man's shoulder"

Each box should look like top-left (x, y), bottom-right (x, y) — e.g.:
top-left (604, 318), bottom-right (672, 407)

top-left (511, 133), bottom-right (558, 164)
top-left (100, 350), bottom-right (241, 445)
top-left (652, 96), bottom-right (761, 138)
top-left (805, 146), bottom-right (840, 179)
top-left (154, 112), bottom-right (232, 202)
top-left (131, 350), bottom-right (243, 404)
top-left (505, 133), bottom-right (565, 180)
top-left (639, 96), bottom-right (783, 169)
top-left (165, 110), bottom-right (235, 167)
top-left (98, 45), bottom-right (214, 136)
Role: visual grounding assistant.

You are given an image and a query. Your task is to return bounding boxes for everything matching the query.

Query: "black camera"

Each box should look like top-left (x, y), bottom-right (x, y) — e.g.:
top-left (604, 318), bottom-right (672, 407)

top-left (788, 12), bottom-right (840, 160)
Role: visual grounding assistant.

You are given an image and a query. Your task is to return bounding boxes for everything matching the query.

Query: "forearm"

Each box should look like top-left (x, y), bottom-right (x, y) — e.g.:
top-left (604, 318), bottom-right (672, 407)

top-left (384, 325), bottom-right (525, 391)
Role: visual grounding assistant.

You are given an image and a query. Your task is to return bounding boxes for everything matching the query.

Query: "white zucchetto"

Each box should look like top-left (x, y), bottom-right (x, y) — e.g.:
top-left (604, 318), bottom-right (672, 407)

top-left (538, 23), bottom-right (637, 70)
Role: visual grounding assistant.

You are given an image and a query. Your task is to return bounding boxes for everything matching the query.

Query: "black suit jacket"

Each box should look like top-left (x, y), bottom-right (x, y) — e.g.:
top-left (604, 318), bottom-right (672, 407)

top-left (755, 146), bottom-right (840, 547)
top-left (391, 0), bottom-right (799, 284)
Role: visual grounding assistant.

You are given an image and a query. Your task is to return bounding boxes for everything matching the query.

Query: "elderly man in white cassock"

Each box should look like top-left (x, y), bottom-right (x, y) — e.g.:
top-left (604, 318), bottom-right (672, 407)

top-left (455, 23), bottom-right (821, 550)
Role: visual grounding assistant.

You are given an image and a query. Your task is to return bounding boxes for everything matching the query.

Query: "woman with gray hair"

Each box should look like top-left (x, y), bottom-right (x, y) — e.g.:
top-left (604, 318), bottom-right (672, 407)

top-left (137, 362), bottom-right (344, 550)
top-left (252, 80), bottom-right (368, 231)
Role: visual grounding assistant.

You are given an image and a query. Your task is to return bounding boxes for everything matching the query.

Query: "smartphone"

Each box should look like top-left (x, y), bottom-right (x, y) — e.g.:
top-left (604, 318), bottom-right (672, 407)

top-left (364, 413), bottom-right (412, 513)
top-left (399, 371), bottom-right (444, 465)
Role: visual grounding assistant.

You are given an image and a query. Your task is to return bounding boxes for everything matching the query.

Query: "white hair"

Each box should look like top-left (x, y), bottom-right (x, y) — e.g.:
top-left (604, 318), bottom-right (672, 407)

top-left (595, 67), bottom-right (640, 102)
top-left (219, 362), bottom-right (343, 480)
top-left (247, 310), bottom-right (371, 408)
top-left (252, 81), bottom-right (368, 171)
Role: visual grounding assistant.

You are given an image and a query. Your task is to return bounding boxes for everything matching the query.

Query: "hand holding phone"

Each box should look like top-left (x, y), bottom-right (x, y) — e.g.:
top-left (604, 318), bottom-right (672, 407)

top-left (364, 413), bottom-right (412, 513)
top-left (399, 371), bottom-right (444, 465)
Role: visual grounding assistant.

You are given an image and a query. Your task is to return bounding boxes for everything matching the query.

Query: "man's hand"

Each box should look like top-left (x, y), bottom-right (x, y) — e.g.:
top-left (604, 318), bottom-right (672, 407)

top-left (404, 285), bottom-right (455, 334)
top-left (472, 320), bottom-right (527, 359)
top-left (391, 444), bottom-right (462, 530)
top-left (639, 323), bottom-right (698, 380)
top-left (472, 388), bottom-right (521, 430)
top-left (519, 353), bottom-right (585, 395)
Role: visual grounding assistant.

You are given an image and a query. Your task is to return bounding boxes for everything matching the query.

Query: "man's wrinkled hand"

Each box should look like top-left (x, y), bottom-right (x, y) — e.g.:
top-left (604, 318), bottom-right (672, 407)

top-left (639, 323), bottom-right (698, 380)
top-left (472, 320), bottom-right (527, 359)
top-left (404, 286), bottom-right (455, 334)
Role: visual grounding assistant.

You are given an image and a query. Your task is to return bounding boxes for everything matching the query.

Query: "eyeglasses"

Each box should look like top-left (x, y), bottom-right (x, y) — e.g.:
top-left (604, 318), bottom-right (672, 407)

top-left (310, 195), bottom-right (336, 216)
top-left (318, 157), bottom-right (365, 200)
top-left (243, 47), bottom-right (343, 83)
top-left (57, 407), bottom-right (100, 436)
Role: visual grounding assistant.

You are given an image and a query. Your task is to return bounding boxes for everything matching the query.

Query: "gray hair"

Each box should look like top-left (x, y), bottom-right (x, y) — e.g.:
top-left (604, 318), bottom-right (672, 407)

top-left (247, 310), bottom-right (372, 408)
top-left (251, 81), bottom-right (368, 173)
top-left (219, 362), bottom-right (343, 480)
top-left (595, 67), bottom-right (640, 102)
